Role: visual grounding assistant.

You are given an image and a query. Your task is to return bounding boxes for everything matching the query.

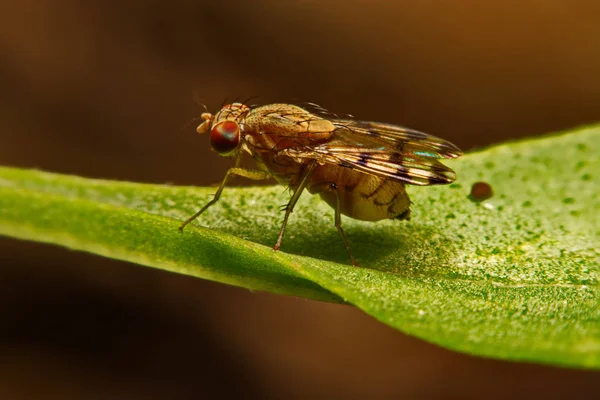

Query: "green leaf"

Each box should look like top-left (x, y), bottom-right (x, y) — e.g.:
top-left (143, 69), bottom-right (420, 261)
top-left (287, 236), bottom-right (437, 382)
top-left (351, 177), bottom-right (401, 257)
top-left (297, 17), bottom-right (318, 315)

top-left (0, 125), bottom-right (599, 369)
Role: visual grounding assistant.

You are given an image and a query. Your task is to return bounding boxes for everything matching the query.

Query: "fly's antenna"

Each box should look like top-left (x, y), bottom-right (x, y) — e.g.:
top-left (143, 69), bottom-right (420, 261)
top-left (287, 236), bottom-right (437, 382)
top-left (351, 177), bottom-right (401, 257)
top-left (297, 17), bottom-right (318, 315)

top-left (181, 115), bottom-right (207, 131)
top-left (196, 112), bottom-right (214, 134)
top-left (192, 91), bottom-right (208, 113)
top-left (181, 91), bottom-right (211, 131)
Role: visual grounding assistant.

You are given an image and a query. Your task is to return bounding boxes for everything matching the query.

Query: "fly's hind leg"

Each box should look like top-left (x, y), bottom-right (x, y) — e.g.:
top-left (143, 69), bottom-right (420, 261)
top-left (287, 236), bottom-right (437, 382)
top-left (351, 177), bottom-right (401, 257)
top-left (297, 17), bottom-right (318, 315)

top-left (331, 183), bottom-right (358, 266)
top-left (179, 165), bottom-right (271, 231)
top-left (310, 182), bottom-right (358, 266)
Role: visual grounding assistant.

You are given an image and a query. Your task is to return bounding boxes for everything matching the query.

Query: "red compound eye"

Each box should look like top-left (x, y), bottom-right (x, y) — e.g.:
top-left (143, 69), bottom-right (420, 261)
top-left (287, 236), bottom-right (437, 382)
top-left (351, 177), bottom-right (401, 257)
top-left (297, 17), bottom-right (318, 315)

top-left (210, 121), bottom-right (240, 155)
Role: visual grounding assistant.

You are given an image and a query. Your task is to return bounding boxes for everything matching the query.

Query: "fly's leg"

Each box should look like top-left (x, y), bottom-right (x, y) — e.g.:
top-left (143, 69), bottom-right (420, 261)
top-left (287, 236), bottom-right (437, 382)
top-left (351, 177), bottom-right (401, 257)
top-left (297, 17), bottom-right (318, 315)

top-left (273, 163), bottom-right (317, 251)
top-left (331, 183), bottom-right (358, 266)
top-left (179, 165), bottom-right (271, 231)
top-left (305, 181), bottom-right (358, 266)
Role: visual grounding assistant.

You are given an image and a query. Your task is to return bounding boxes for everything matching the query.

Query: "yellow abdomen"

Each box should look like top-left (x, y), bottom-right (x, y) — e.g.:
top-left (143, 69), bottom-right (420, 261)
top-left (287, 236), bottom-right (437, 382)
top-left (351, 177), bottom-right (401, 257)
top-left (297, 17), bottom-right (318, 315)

top-left (308, 165), bottom-right (410, 221)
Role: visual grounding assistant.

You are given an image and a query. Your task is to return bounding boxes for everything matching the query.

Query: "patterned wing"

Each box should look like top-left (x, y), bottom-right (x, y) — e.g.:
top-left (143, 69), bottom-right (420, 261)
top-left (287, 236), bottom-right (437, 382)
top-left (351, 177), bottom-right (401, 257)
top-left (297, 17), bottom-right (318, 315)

top-left (331, 119), bottom-right (462, 159)
top-left (281, 119), bottom-right (463, 186)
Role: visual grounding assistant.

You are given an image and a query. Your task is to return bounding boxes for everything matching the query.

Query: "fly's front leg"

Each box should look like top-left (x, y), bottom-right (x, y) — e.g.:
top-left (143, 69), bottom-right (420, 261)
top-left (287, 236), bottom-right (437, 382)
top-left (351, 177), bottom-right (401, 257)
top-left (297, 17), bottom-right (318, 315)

top-left (179, 164), bottom-right (271, 231)
top-left (273, 162), bottom-right (317, 251)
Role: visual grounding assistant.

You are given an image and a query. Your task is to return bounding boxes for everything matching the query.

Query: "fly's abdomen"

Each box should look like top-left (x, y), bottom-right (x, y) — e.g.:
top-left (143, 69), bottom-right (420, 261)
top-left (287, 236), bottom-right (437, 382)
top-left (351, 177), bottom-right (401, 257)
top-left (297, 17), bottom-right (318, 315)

top-left (308, 165), bottom-right (411, 221)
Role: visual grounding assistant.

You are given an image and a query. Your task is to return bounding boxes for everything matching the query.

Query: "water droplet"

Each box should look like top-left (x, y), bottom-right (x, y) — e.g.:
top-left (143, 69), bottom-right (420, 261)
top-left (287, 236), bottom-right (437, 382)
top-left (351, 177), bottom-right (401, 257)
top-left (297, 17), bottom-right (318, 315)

top-left (469, 181), bottom-right (493, 202)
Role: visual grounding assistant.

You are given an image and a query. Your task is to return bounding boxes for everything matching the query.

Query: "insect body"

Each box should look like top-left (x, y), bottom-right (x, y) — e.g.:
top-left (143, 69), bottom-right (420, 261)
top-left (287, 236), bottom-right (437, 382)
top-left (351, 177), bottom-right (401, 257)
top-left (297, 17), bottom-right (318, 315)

top-left (180, 102), bottom-right (462, 265)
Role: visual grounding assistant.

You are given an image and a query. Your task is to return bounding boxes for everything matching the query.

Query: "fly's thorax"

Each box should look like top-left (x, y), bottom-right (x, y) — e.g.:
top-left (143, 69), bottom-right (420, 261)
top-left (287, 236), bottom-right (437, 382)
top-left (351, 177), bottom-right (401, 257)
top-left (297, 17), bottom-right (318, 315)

top-left (243, 104), bottom-right (335, 151)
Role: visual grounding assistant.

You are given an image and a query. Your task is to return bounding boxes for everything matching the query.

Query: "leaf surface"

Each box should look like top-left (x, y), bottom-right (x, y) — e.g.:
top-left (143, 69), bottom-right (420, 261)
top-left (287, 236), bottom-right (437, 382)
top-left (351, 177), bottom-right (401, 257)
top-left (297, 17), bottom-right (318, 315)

top-left (1, 125), bottom-right (599, 368)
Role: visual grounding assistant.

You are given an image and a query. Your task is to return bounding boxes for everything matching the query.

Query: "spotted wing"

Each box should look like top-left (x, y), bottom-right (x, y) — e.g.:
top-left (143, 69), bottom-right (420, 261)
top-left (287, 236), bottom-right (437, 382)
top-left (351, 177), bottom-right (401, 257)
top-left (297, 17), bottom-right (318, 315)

top-left (282, 119), bottom-right (463, 186)
top-left (332, 119), bottom-right (463, 159)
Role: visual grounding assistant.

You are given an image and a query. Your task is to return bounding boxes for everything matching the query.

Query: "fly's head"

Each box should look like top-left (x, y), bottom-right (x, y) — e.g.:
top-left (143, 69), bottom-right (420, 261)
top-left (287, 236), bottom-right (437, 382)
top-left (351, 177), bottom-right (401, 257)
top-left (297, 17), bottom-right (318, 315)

top-left (196, 102), bottom-right (251, 156)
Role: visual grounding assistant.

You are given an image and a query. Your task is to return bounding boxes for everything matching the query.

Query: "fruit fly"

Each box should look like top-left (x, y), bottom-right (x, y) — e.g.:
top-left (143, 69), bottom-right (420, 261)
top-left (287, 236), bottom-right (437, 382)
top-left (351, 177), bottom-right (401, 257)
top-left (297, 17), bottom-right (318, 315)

top-left (179, 102), bottom-right (462, 265)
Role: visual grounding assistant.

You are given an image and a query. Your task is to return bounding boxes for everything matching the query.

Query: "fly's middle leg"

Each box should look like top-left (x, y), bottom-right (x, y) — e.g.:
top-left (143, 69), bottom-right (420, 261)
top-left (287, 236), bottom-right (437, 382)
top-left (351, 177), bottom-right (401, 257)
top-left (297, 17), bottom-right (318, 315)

top-left (273, 162), bottom-right (317, 251)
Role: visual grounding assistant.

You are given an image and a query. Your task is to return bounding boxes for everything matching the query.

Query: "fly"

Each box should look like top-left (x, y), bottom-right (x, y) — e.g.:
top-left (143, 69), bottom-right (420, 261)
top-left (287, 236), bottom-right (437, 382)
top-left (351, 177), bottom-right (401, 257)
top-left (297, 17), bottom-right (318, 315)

top-left (179, 102), bottom-right (463, 266)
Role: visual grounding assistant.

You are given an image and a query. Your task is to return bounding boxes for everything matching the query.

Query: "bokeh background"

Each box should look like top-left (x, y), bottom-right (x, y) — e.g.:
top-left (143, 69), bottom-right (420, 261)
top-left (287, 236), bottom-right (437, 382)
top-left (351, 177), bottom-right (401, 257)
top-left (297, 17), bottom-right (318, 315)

top-left (1, 1), bottom-right (600, 398)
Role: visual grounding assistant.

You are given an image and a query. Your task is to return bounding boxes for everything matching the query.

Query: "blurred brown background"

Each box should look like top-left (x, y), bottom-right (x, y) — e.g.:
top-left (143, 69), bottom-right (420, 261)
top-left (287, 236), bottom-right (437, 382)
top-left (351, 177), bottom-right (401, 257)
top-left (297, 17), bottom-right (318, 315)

top-left (1, 1), bottom-right (600, 399)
